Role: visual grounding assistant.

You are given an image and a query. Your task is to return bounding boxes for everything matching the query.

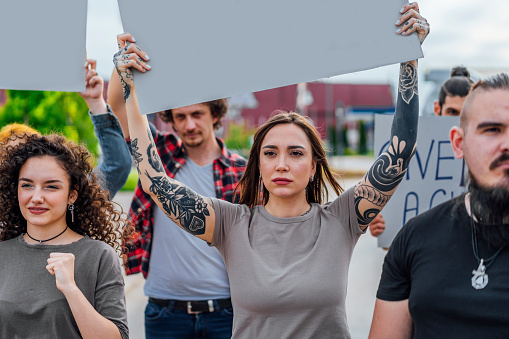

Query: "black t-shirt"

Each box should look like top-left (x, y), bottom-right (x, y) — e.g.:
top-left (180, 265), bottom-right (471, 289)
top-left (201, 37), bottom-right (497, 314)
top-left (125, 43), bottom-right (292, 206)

top-left (377, 196), bottom-right (509, 339)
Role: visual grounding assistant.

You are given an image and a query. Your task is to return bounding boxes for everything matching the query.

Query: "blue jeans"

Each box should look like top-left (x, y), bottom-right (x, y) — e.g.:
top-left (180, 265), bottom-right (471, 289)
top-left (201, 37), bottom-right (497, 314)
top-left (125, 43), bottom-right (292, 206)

top-left (145, 300), bottom-right (233, 339)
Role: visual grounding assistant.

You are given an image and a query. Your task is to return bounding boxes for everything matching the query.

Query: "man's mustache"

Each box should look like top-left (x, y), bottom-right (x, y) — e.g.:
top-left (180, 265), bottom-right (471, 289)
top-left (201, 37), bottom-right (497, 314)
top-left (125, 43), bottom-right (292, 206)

top-left (490, 153), bottom-right (509, 170)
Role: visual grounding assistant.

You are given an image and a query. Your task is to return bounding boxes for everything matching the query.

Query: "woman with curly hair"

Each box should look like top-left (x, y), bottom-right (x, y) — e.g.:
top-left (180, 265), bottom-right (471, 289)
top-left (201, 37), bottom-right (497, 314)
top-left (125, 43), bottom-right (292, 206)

top-left (0, 134), bottom-right (132, 339)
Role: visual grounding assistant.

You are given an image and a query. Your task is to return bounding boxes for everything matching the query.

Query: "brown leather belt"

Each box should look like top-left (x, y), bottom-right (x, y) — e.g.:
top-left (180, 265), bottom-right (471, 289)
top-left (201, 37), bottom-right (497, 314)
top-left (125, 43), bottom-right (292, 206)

top-left (149, 297), bottom-right (232, 314)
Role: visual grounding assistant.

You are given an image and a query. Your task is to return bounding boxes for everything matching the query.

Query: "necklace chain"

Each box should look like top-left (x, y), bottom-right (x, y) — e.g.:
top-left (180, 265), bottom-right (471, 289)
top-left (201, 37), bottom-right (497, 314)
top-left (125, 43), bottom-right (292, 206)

top-left (470, 217), bottom-right (505, 289)
top-left (26, 226), bottom-right (68, 244)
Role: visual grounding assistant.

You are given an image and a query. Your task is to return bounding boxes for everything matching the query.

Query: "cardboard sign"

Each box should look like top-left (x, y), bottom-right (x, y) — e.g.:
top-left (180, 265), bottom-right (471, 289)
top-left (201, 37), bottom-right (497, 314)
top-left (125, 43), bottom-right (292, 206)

top-left (374, 115), bottom-right (467, 248)
top-left (117, 0), bottom-right (423, 114)
top-left (0, 0), bottom-right (87, 92)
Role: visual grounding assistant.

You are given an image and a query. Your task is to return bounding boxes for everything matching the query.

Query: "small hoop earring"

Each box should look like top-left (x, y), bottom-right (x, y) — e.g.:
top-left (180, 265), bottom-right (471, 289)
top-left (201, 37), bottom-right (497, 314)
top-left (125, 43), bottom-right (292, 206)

top-left (68, 203), bottom-right (75, 223)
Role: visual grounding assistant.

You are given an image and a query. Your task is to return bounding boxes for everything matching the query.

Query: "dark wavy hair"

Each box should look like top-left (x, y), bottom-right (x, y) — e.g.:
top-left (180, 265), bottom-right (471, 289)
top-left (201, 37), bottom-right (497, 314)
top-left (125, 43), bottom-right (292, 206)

top-left (236, 111), bottom-right (343, 208)
top-left (158, 99), bottom-right (228, 130)
top-left (0, 134), bottom-right (134, 266)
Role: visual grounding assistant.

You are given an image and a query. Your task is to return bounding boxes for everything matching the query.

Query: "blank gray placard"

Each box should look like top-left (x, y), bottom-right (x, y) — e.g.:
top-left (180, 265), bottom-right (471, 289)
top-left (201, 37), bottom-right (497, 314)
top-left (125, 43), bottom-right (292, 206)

top-left (0, 0), bottom-right (87, 92)
top-left (118, 0), bottom-right (423, 114)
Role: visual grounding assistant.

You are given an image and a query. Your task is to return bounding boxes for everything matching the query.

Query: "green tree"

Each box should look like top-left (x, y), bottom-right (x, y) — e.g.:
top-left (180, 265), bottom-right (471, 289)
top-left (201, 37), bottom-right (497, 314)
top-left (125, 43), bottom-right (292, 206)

top-left (224, 122), bottom-right (254, 156)
top-left (0, 90), bottom-right (98, 158)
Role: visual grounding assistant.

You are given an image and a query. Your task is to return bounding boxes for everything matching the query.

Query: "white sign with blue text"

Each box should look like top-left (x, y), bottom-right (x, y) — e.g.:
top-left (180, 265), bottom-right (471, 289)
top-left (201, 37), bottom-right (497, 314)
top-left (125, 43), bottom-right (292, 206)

top-left (374, 115), bottom-right (467, 248)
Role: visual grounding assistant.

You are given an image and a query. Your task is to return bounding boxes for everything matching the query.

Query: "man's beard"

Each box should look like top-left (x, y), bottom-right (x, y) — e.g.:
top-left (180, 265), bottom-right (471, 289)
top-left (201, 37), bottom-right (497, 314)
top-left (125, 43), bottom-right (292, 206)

top-left (469, 171), bottom-right (509, 247)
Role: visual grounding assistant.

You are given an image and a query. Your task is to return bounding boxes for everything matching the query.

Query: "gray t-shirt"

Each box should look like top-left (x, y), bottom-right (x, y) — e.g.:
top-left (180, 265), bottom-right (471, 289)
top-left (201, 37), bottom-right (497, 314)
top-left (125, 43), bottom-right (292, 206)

top-left (0, 235), bottom-right (128, 339)
top-left (145, 158), bottom-right (230, 300)
top-left (212, 186), bottom-right (362, 339)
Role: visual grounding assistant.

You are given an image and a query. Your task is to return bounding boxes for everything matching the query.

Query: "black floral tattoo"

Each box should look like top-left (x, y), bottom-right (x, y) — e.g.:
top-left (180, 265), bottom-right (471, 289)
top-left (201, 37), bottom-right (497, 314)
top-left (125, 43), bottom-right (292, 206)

top-left (398, 62), bottom-right (418, 104)
top-left (131, 138), bottom-right (143, 165)
top-left (146, 171), bottom-right (210, 235)
top-left (355, 62), bottom-right (419, 228)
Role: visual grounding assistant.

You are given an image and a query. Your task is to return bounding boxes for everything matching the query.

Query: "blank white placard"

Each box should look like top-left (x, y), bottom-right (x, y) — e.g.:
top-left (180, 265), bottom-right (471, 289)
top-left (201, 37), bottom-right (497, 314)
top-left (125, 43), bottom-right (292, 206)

top-left (118, 0), bottom-right (423, 114)
top-left (0, 0), bottom-right (87, 92)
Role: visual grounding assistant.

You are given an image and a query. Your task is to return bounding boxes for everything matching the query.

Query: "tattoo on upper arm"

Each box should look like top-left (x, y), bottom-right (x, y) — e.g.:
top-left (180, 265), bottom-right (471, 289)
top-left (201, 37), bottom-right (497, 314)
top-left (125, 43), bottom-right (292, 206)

top-left (399, 62), bottom-right (418, 104)
top-left (131, 138), bottom-right (143, 165)
top-left (146, 171), bottom-right (210, 235)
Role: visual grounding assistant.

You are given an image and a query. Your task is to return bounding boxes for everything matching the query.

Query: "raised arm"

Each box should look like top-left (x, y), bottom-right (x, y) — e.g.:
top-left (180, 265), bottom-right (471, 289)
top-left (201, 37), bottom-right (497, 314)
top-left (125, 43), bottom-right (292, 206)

top-left (113, 33), bottom-right (216, 243)
top-left (79, 59), bottom-right (131, 198)
top-left (353, 2), bottom-right (429, 230)
top-left (107, 69), bottom-right (131, 139)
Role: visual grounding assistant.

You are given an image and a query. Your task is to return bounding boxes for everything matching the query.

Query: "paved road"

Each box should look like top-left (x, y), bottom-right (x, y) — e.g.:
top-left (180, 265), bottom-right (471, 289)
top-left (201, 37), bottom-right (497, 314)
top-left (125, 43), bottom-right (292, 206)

top-left (113, 174), bottom-right (387, 339)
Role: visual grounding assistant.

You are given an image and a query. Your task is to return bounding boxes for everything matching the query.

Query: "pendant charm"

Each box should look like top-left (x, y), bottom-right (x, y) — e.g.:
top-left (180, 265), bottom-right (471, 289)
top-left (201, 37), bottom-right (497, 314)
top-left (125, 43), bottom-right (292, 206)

top-left (472, 259), bottom-right (488, 290)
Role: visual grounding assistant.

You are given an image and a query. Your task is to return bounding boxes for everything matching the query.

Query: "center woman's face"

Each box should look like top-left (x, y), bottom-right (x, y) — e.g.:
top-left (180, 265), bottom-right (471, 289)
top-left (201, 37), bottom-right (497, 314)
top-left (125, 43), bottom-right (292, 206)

top-left (259, 124), bottom-right (316, 200)
top-left (18, 156), bottom-right (76, 231)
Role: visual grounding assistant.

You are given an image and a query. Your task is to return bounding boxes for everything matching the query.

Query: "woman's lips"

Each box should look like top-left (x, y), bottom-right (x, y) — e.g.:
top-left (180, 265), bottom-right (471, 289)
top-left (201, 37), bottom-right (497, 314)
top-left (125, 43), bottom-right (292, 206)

top-left (28, 207), bottom-right (48, 215)
top-left (272, 178), bottom-right (292, 185)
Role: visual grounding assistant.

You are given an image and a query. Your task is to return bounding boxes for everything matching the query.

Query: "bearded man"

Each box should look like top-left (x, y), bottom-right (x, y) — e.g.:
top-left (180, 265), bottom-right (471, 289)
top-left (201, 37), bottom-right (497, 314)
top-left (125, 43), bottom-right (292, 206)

top-left (369, 73), bottom-right (509, 339)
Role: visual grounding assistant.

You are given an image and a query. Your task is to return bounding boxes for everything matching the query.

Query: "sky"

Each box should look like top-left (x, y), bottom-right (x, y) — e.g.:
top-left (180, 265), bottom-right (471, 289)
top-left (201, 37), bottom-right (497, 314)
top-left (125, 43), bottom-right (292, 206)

top-left (86, 0), bottom-right (509, 100)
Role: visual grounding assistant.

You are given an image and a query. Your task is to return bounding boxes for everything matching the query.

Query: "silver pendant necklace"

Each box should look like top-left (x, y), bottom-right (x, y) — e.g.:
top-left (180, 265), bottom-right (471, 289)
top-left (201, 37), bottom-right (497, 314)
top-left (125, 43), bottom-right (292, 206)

top-left (470, 218), bottom-right (504, 290)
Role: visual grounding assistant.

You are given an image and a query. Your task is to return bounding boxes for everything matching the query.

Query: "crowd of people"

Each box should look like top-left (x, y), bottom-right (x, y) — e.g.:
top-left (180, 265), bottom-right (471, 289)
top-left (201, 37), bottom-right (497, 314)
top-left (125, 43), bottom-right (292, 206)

top-left (1, 1), bottom-right (509, 338)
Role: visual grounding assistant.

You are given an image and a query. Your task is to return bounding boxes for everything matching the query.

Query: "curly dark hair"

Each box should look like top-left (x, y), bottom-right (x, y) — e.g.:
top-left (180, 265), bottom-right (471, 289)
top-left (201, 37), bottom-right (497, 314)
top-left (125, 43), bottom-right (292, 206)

top-left (0, 134), bottom-right (134, 266)
top-left (158, 99), bottom-right (228, 130)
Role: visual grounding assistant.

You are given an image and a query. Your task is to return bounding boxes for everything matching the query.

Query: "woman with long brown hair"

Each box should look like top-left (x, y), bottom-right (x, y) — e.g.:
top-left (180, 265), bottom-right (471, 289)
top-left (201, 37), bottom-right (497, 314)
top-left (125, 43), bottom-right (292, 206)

top-left (115, 3), bottom-right (429, 337)
top-left (0, 134), bottom-right (133, 339)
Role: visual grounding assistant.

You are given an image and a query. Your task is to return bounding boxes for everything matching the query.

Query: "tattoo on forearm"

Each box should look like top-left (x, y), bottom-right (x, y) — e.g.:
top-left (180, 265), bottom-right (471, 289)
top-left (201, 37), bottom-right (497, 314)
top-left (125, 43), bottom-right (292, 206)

top-left (355, 61), bottom-right (419, 226)
top-left (146, 171), bottom-right (210, 235)
top-left (113, 47), bottom-right (133, 102)
top-left (131, 138), bottom-right (143, 165)
top-left (398, 62), bottom-right (418, 104)
top-left (147, 143), bottom-right (164, 173)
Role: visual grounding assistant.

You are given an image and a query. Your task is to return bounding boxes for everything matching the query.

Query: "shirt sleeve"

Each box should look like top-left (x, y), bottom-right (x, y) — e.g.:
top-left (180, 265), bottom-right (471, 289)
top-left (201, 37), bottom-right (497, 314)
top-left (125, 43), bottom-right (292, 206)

top-left (323, 186), bottom-right (363, 241)
top-left (376, 221), bottom-right (413, 301)
top-left (210, 198), bottom-right (250, 252)
top-left (94, 245), bottom-right (129, 339)
top-left (90, 106), bottom-right (131, 198)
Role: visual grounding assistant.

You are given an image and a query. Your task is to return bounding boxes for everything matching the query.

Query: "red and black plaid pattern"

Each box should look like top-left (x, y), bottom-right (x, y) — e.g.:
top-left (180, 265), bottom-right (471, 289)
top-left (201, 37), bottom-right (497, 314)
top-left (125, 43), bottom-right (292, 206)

top-left (125, 129), bottom-right (246, 277)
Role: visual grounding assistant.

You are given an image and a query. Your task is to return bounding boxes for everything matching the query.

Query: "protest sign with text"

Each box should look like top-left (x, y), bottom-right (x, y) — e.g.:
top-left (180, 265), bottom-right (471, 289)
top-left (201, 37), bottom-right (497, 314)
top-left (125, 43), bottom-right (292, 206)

top-left (374, 115), bottom-right (467, 248)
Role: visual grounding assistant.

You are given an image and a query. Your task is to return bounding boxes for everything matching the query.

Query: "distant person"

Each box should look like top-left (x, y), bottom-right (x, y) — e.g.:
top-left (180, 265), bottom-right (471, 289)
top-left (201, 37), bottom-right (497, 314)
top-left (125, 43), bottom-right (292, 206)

top-left (434, 66), bottom-right (474, 116)
top-left (369, 66), bottom-right (474, 238)
top-left (114, 3), bottom-right (429, 337)
top-left (0, 134), bottom-right (133, 338)
top-left (370, 73), bottom-right (509, 338)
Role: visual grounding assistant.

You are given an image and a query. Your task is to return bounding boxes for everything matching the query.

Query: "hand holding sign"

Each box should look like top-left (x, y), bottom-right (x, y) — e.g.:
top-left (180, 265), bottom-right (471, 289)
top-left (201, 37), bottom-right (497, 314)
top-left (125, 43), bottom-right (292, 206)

top-left (113, 33), bottom-right (152, 102)
top-left (395, 2), bottom-right (430, 43)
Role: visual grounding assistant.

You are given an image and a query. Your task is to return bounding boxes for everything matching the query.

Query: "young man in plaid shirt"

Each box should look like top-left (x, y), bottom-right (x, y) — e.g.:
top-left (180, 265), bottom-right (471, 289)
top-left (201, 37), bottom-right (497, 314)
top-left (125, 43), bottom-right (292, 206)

top-left (109, 72), bottom-right (246, 339)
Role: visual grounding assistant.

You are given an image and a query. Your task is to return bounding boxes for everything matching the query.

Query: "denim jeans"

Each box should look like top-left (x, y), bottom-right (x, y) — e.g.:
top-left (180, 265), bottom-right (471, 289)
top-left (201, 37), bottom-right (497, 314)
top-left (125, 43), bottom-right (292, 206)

top-left (145, 300), bottom-right (233, 339)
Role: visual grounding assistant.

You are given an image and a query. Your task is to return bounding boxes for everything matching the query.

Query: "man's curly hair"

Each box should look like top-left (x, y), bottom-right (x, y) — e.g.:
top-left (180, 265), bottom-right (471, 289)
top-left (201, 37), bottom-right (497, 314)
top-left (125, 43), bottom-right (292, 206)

top-left (0, 134), bottom-right (134, 266)
top-left (158, 99), bottom-right (228, 130)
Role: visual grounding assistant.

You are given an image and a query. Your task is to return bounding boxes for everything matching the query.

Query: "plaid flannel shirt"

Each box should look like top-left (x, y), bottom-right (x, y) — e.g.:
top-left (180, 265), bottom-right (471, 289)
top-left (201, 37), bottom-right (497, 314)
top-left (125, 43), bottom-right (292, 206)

top-left (126, 125), bottom-right (246, 277)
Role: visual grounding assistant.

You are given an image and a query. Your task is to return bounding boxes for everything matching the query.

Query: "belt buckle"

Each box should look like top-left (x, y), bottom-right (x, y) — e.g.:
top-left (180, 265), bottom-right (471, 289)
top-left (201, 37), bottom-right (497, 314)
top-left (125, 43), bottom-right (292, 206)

top-left (187, 301), bottom-right (201, 314)
top-left (186, 300), bottom-right (215, 314)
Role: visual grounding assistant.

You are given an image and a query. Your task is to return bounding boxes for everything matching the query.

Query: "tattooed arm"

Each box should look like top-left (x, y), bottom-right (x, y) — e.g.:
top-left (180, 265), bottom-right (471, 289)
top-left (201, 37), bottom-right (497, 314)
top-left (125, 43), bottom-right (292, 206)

top-left (113, 33), bottom-right (216, 243)
top-left (353, 2), bottom-right (429, 231)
